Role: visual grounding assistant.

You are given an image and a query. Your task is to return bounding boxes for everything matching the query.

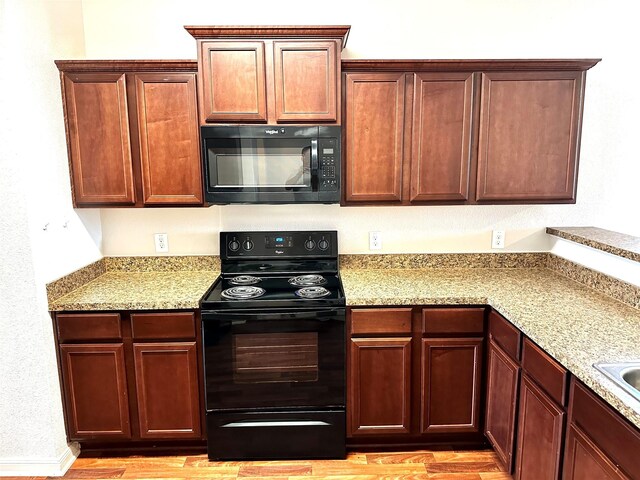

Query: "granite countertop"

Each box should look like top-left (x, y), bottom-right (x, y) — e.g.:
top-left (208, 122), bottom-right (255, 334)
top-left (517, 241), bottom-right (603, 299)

top-left (48, 270), bottom-right (218, 311)
top-left (47, 254), bottom-right (640, 431)
top-left (341, 267), bottom-right (640, 430)
top-left (547, 226), bottom-right (640, 263)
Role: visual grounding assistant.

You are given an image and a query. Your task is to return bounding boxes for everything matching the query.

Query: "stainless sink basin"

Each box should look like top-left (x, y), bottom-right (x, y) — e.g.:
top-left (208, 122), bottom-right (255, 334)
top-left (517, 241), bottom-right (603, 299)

top-left (594, 362), bottom-right (640, 402)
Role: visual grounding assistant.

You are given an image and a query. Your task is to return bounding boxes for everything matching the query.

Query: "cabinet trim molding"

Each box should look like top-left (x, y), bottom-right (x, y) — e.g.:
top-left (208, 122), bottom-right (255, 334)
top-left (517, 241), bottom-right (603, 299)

top-left (185, 25), bottom-right (351, 49)
top-left (342, 59), bottom-right (601, 72)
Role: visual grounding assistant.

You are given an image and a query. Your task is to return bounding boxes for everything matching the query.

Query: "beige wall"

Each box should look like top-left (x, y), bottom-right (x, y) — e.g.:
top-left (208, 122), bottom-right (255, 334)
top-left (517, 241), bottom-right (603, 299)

top-left (92, 0), bottom-right (640, 255)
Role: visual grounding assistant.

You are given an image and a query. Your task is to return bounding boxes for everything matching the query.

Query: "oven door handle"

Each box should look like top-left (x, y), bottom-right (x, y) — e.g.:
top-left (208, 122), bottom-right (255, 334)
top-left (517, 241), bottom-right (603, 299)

top-left (202, 308), bottom-right (345, 323)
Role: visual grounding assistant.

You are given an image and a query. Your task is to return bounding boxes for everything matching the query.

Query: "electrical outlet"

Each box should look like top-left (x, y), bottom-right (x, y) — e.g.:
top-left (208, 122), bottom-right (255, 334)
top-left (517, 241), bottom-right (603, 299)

top-left (154, 233), bottom-right (169, 253)
top-left (492, 230), bottom-right (505, 249)
top-left (369, 231), bottom-right (382, 250)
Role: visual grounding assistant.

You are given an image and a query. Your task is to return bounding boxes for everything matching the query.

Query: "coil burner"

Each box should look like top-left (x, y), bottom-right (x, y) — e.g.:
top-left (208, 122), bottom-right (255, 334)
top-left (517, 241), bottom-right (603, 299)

top-left (295, 286), bottom-right (331, 299)
top-left (229, 275), bottom-right (261, 286)
top-left (288, 274), bottom-right (327, 287)
top-left (221, 286), bottom-right (266, 300)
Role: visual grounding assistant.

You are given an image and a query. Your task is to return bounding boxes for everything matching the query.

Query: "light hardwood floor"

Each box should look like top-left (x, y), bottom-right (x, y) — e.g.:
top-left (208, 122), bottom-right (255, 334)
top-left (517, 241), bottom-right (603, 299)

top-left (7, 448), bottom-right (512, 479)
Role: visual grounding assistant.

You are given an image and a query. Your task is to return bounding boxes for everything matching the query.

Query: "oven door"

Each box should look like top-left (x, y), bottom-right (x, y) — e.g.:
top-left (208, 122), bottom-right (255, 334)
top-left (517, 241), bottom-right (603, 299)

top-left (202, 307), bottom-right (345, 412)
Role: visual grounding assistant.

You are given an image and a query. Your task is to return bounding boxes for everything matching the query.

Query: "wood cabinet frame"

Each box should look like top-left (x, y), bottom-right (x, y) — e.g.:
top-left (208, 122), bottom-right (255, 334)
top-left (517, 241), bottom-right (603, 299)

top-left (53, 310), bottom-right (206, 449)
top-left (56, 60), bottom-right (203, 208)
top-left (347, 306), bottom-right (487, 448)
top-left (341, 59), bottom-right (599, 206)
top-left (187, 26), bottom-right (349, 126)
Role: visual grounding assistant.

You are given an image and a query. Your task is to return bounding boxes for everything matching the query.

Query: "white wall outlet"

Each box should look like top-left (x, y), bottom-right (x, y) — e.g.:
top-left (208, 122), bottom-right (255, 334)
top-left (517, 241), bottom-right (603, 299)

top-left (492, 230), bottom-right (505, 249)
top-left (154, 233), bottom-right (169, 253)
top-left (369, 231), bottom-right (382, 250)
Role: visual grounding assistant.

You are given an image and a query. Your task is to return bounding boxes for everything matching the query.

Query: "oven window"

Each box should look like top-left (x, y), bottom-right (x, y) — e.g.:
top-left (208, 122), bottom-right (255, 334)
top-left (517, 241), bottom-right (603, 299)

top-left (233, 332), bottom-right (318, 383)
top-left (209, 138), bottom-right (311, 188)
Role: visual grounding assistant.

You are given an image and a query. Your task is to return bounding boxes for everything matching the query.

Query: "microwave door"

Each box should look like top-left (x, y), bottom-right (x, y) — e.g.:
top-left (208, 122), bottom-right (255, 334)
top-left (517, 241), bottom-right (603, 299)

top-left (208, 137), bottom-right (313, 192)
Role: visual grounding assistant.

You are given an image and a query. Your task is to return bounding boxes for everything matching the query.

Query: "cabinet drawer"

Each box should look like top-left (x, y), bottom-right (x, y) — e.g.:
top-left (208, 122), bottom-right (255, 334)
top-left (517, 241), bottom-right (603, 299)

top-left (57, 313), bottom-right (122, 342)
top-left (351, 308), bottom-right (412, 335)
top-left (131, 312), bottom-right (196, 340)
top-left (489, 310), bottom-right (521, 361)
top-left (422, 307), bottom-right (484, 335)
top-left (522, 338), bottom-right (567, 406)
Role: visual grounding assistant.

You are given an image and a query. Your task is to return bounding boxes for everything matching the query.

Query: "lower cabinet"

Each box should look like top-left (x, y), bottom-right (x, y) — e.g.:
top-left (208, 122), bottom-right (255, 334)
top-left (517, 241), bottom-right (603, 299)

top-left (59, 343), bottom-right (131, 439)
top-left (514, 374), bottom-right (565, 480)
top-left (349, 337), bottom-right (412, 435)
top-left (54, 311), bottom-right (204, 445)
top-left (347, 306), bottom-right (486, 444)
top-left (562, 379), bottom-right (640, 479)
top-left (563, 424), bottom-right (628, 480)
top-left (133, 342), bottom-right (201, 439)
top-left (485, 338), bottom-right (520, 471)
top-left (421, 337), bottom-right (482, 433)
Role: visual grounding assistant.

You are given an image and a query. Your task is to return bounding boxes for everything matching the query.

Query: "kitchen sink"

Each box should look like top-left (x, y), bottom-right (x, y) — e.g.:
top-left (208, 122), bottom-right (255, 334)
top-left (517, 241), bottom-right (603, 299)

top-left (594, 362), bottom-right (640, 402)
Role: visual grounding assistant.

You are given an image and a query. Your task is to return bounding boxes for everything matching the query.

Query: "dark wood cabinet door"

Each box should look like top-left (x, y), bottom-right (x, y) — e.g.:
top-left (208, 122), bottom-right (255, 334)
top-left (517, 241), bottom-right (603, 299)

top-left (199, 41), bottom-right (267, 123)
top-left (348, 337), bottom-right (412, 436)
top-left (59, 343), bottom-right (131, 440)
top-left (563, 425), bottom-right (628, 480)
top-left (133, 342), bottom-right (201, 439)
top-left (134, 73), bottom-right (202, 205)
top-left (410, 72), bottom-right (474, 202)
top-left (476, 71), bottom-right (584, 202)
top-left (485, 338), bottom-right (520, 472)
top-left (62, 72), bottom-right (135, 205)
top-left (273, 41), bottom-right (338, 123)
top-left (421, 337), bottom-right (482, 433)
top-left (514, 374), bottom-right (565, 480)
top-left (344, 73), bottom-right (406, 202)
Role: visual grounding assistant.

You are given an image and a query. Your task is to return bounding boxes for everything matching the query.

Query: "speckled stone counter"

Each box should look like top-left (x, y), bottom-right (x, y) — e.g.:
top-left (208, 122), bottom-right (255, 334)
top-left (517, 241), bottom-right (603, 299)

top-left (49, 271), bottom-right (218, 311)
top-left (547, 226), bottom-right (640, 263)
top-left (341, 267), bottom-right (640, 430)
top-left (47, 256), bottom-right (220, 311)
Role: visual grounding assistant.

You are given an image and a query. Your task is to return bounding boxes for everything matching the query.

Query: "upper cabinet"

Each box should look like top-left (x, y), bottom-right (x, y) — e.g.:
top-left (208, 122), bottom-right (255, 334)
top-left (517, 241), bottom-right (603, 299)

top-left (342, 59), bottom-right (599, 206)
top-left (344, 72), bottom-right (407, 202)
top-left (56, 61), bottom-right (203, 208)
top-left (343, 69), bottom-right (473, 203)
top-left (476, 71), bottom-right (585, 202)
top-left (61, 72), bottom-right (135, 205)
top-left (185, 26), bottom-right (349, 125)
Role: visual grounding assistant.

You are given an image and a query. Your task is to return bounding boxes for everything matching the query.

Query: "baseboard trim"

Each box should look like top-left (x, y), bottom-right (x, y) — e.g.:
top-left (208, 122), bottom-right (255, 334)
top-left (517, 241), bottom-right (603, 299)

top-left (0, 443), bottom-right (79, 476)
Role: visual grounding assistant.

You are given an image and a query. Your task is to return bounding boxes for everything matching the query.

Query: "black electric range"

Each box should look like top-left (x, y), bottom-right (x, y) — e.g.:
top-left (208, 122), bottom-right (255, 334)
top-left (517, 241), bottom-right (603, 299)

top-left (200, 231), bottom-right (346, 460)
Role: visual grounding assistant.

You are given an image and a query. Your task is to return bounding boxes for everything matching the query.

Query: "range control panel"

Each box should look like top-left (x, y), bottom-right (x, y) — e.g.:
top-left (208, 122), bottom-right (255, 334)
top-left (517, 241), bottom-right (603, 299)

top-left (318, 137), bottom-right (339, 191)
top-left (222, 231), bottom-right (338, 258)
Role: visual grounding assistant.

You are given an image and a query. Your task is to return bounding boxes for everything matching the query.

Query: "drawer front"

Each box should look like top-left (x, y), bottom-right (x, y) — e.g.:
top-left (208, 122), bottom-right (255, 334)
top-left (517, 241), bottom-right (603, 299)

top-left (131, 312), bottom-right (196, 340)
top-left (522, 338), bottom-right (567, 406)
top-left (489, 310), bottom-right (521, 361)
top-left (350, 308), bottom-right (412, 335)
top-left (422, 307), bottom-right (485, 335)
top-left (57, 313), bottom-right (122, 342)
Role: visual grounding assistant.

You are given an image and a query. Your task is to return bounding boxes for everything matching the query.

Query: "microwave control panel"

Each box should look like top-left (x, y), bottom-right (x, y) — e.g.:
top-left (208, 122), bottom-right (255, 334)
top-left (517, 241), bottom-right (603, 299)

top-left (318, 137), bottom-right (339, 191)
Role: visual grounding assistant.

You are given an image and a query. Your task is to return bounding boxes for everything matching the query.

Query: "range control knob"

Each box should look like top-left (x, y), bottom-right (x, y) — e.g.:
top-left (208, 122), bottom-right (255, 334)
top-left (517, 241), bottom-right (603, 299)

top-left (318, 239), bottom-right (330, 251)
top-left (228, 239), bottom-right (240, 252)
top-left (242, 239), bottom-right (254, 251)
top-left (304, 239), bottom-right (316, 250)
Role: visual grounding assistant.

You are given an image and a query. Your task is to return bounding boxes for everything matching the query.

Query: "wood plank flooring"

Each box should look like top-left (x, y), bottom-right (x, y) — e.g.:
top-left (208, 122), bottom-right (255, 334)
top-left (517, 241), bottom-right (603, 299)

top-left (7, 448), bottom-right (512, 479)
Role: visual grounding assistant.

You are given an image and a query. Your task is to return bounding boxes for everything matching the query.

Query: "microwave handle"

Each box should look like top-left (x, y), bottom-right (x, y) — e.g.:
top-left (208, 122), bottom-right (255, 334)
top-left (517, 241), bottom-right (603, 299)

top-left (310, 139), bottom-right (319, 175)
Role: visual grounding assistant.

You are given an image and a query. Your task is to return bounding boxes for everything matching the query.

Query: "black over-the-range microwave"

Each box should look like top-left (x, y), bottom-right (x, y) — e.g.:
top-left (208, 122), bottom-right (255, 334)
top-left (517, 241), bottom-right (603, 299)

top-left (201, 125), bottom-right (341, 204)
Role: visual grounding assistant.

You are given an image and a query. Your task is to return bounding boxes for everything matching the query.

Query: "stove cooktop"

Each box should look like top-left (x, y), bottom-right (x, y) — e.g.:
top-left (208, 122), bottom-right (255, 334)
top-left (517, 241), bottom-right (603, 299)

top-left (201, 230), bottom-right (345, 310)
top-left (201, 272), bottom-right (345, 310)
